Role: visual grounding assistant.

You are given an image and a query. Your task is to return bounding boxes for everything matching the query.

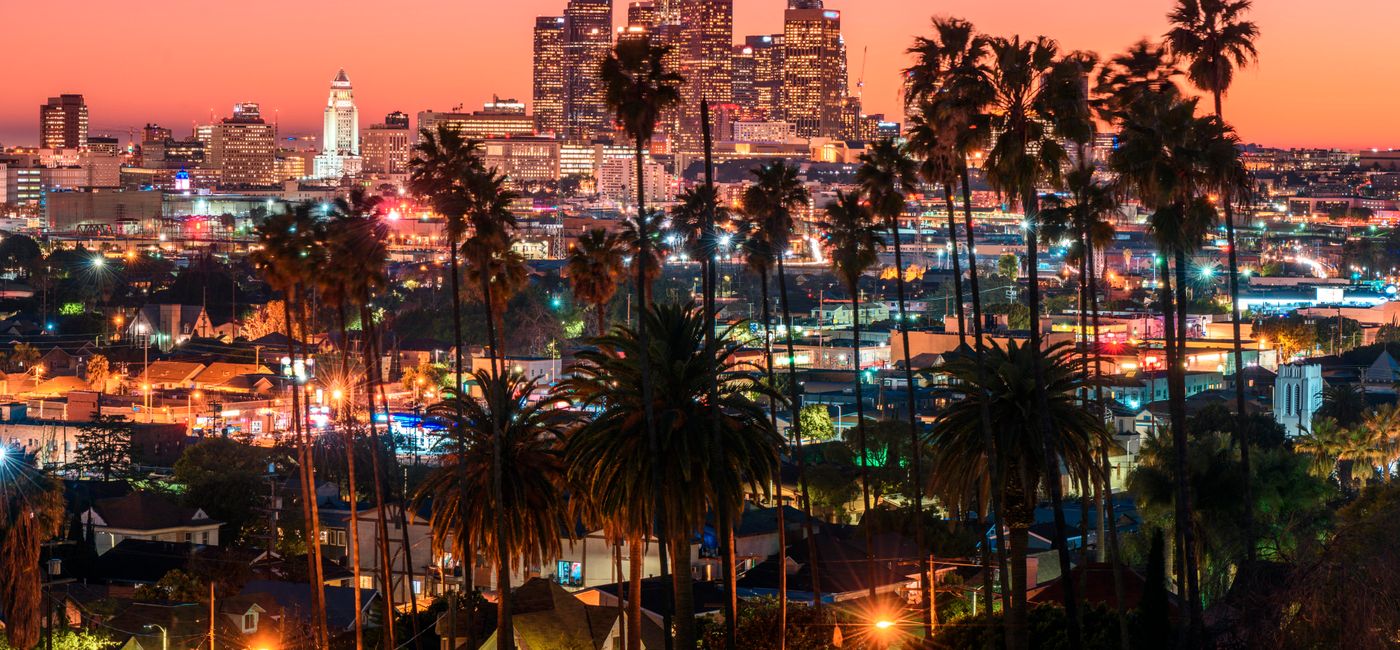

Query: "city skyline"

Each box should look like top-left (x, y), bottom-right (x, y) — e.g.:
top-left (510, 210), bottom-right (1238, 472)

top-left (2, 0), bottom-right (1393, 150)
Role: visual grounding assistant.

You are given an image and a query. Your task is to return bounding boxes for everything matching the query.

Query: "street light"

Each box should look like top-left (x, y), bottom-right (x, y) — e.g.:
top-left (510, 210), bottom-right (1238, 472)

top-left (142, 623), bottom-right (168, 650)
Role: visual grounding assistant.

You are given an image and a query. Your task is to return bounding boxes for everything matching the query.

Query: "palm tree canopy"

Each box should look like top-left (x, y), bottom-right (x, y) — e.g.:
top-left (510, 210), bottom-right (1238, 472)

top-left (408, 125), bottom-right (485, 234)
top-left (251, 204), bottom-right (325, 299)
top-left (461, 236), bottom-right (530, 314)
top-left (904, 17), bottom-right (988, 105)
top-left (856, 139), bottom-right (918, 221)
top-left (1039, 166), bottom-right (1119, 264)
top-left (565, 228), bottom-right (627, 312)
top-left (820, 191), bottom-right (884, 294)
top-left (1165, 0), bottom-right (1260, 100)
top-left (926, 340), bottom-right (1107, 518)
top-left (619, 210), bottom-right (669, 288)
top-left (559, 303), bottom-right (783, 538)
top-left (602, 37), bottom-right (685, 146)
top-left (742, 162), bottom-right (810, 261)
top-left (670, 186), bottom-right (730, 261)
top-left (981, 35), bottom-right (1076, 205)
top-left (414, 372), bottom-right (572, 570)
top-left (1094, 40), bottom-right (1184, 123)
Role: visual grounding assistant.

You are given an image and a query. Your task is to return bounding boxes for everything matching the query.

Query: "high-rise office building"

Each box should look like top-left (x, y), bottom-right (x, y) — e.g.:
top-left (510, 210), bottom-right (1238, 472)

top-left (732, 44), bottom-right (757, 117)
top-left (418, 101), bottom-right (536, 141)
top-left (783, 4), bottom-right (845, 137)
top-left (533, 16), bottom-right (567, 137)
top-left (207, 103), bottom-right (277, 187)
top-left (563, 0), bottom-right (614, 141)
top-left (363, 112), bottom-right (412, 175)
top-left (627, 1), bottom-right (658, 28)
top-left (745, 35), bottom-right (784, 121)
top-left (673, 0), bottom-right (733, 151)
top-left (314, 69), bottom-right (362, 179)
top-left (40, 94), bottom-right (88, 149)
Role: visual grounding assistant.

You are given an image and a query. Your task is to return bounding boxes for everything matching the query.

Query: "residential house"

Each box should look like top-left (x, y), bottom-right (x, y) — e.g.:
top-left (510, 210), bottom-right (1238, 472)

top-left (472, 578), bottom-right (629, 650)
top-left (81, 491), bottom-right (222, 554)
top-left (131, 304), bottom-right (223, 351)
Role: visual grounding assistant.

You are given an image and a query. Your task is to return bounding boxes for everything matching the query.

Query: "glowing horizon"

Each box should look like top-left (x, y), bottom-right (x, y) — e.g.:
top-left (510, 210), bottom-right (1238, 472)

top-left (1, 0), bottom-right (1390, 150)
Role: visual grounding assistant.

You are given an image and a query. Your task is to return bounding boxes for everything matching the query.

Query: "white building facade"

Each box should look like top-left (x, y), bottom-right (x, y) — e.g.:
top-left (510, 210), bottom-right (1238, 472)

top-left (314, 69), bottom-right (362, 179)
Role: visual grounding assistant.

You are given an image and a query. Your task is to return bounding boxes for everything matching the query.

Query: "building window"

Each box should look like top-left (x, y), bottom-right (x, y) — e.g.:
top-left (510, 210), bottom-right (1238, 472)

top-left (242, 612), bottom-right (257, 632)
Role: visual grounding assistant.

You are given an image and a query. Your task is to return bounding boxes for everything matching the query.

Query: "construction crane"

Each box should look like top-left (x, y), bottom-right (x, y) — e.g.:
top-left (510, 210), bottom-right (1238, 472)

top-left (856, 45), bottom-right (868, 100)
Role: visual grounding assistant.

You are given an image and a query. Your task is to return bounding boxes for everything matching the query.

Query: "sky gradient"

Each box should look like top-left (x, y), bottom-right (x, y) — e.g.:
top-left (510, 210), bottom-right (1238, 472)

top-left (0, 0), bottom-right (1388, 149)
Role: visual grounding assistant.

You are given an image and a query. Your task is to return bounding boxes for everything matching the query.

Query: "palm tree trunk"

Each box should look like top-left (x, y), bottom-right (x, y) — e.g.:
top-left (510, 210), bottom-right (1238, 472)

top-left (942, 185), bottom-right (967, 346)
top-left (360, 309), bottom-right (396, 650)
top-left (336, 304), bottom-right (364, 650)
top-left (961, 168), bottom-right (1012, 623)
top-left (1086, 235), bottom-right (1130, 650)
top-left (368, 314), bottom-right (424, 649)
top-left (627, 536), bottom-right (644, 650)
top-left (633, 135), bottom-right (671, 650)
top-left (446, 224), bottom-right (476, 650)
top-left (1222, 196), bottom-right (1255, 562)
top-left (776, 255), bottom-right (822, 608)
top-left (700, 100), bottom-right (738, 650)
top-left (898, 192), bottom-right (937, 638)
top-left (1173, 252), bottom-right (1204, 642)
top-left (672, 535), bottom-right (697, 647)
top-left (849, 302), bottom-right (877, 600)
top-left (474, 269), bottom-right (515, 650)
top-left (760, 273), bottom-right (788, 650)
top-left (1023, 189), bottom-right (1083, 648)
top-left (597, 303), bottom-right (608, 337)
top-left (284, 292), bottom-right (328, 649)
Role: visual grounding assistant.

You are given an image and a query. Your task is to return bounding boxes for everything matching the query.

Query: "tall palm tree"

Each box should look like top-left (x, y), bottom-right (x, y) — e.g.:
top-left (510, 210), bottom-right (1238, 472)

top-left (618, 211), bottom-right (669, 307)
top-left (416, 371), bottom-right (572, 649)
top-left (1165, 0), bottom-right (1259, 119)
top-left (322, 189), bottom-right (384, 649)
top-left (409, 126), bottom-right (484, 397)
top-left (742, 161), bottom-right (823, 607)
top-left (602, 41), bottom-right (684, 644)
top-left (980, 35), bottom-right (1088, 647)
top-left (565, 229), bottom-right (627, 336)
top-left (905, 18), bottom-right (1014, 620)
top-left (0, 449), bottom-right (64, 650)
top-left (251, 205), bottom-right (330, 648)
top-left (561, 303), bottom-right (783, 650)
top-left (1039, 165), bottom-right (1130, 650)
top-left (927, 341), bottom-right (1106, 650)
top-left (820, 190), bottom-right (884, 599)
top-left (1110, 92), bottom-right (1220, 639)
top-left (736, 218), bottom-right (791, 644)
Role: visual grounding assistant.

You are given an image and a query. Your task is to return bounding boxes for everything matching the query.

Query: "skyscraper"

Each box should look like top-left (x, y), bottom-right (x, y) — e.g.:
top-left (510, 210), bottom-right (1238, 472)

top-left (745, 35), bottom-right (784, 121)
top-left (627, 1), bottom-right (658, 28)
top-left (314, 69), bottom-right (361, 179)
top-left (732, 44), bottom-right (757, 117)
top-left (563, 0), bottom-right (614, 142)
top-left (533, 16), bottom-right (567, 137)
top-left (675, 0), bottom-right (733, 151)
top-left (783, 3), bottom-right (845, 138)
top-left (207, 103), bottom-right (277, 187)
top-left (363, 112), bottom-right (412, 175)
top-left (40, 94), bottom-right (88, 149)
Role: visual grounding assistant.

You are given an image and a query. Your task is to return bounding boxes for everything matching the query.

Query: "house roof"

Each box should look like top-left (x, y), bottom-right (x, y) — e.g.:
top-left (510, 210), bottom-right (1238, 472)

top-left (193, 362), bottom-right (273, 386)
top-left (240, 580), bottom-right (377, 632)
top-left (480, 578), bottom-right (619, 650)
top-left (91, 491), bottom-right (218, 531)
top-left (143, 360), bottom-right (206, 385)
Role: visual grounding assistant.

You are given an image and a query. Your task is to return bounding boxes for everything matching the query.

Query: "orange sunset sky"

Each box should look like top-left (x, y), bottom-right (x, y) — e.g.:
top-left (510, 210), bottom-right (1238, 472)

top-left (0, 0), bottom-right (1391, 149)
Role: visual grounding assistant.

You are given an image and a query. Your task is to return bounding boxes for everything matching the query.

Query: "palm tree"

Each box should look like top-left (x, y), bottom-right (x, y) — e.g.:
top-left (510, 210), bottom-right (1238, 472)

top-left (1166, 0), bottom-right (1259, 441)
top-left (565, 229), bottom-right (627, 336)
top-left (602, 40), bottom-right (684, 642)
top-left (1166, 0), bottom-right (1260, 119)
top-left (321, 189), bottom-right (385, 649)
top-left (251, 205), bottom-right (330, 648)
top-left (409, 126), bottom-right (484, 396)
top-left (742, 161), bottom-right (823, 607)
top-left (905, 17), bottom-right (1013, 620)
top-left (980, 35), bottom-right (1088, 646)
top-left (820, 190), bottom-right (884, 599)
top-left (926, 341), bottom-right (1106, 649)
top-left (416, 371), bottom-right (571, 649)
top-left (561, 303), bottom-right (783, 650)
top-left (618, 211), bottom-right (669, 307)
top-left (1040, 165), bottom-right (1130, 650)
top-left (0, 449), bottom-right (64, 650)
top-left (857, 136), bottom-right (942, 629)
top-left (1109, 91), bottom-right (1220, 638)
